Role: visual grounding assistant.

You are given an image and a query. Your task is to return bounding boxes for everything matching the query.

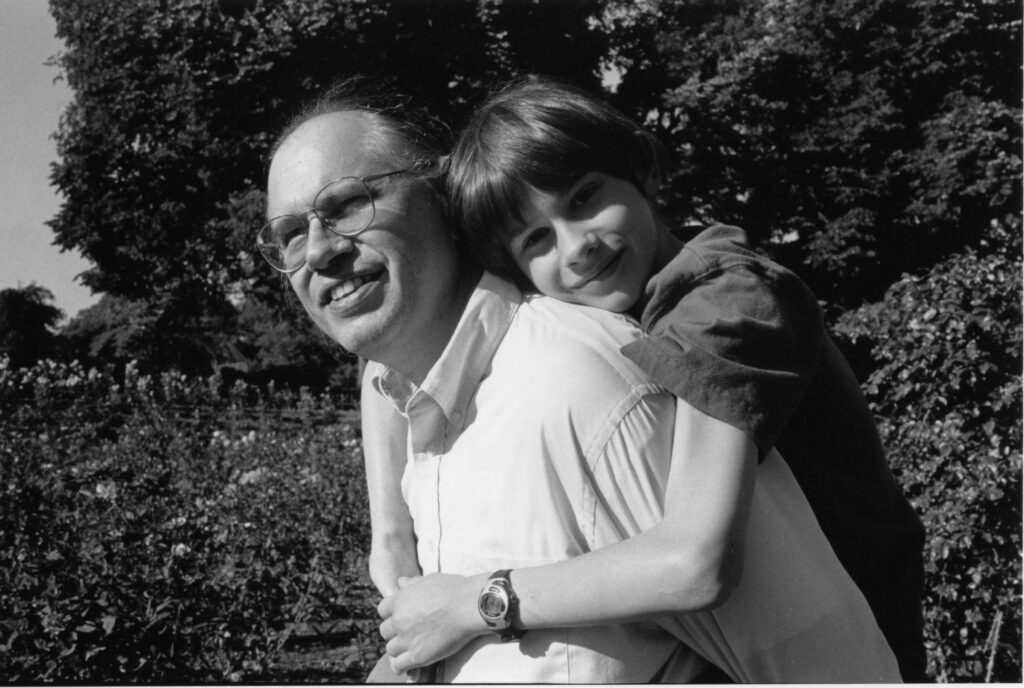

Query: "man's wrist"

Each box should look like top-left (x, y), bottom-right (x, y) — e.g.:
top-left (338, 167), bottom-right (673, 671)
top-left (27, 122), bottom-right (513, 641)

top-left (450, 572), bottom-right (491, 650)
top-left (477, 570), bottom-right (525, 641)
top-left (466, 572), bottom-right (493, 636)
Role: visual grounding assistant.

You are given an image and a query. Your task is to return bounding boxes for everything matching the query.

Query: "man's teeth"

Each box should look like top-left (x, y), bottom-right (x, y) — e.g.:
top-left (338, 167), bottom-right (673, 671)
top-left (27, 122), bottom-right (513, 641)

top-left (332, 275), bottom-right (371, 300)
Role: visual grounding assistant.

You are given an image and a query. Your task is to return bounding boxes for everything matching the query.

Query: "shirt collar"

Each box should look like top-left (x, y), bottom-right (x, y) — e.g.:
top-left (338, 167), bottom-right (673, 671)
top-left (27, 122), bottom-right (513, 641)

top-left (374, 272), bottom-right (521, 426)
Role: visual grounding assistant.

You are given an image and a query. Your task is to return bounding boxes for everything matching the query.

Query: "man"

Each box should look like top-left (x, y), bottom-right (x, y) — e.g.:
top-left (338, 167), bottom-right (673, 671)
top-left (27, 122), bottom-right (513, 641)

top-left (260, 81), bottom-right (704, 682)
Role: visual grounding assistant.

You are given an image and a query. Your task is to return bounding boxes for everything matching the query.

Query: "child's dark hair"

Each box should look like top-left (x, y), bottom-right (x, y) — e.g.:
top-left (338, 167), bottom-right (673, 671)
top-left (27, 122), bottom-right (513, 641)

top-left (447, 75), bottom-right (670, 282)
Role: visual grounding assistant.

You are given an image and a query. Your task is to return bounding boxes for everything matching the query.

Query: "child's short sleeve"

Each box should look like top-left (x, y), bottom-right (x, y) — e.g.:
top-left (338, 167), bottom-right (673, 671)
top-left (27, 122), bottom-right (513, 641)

top-left (621, 225), bottom-right (824, 454)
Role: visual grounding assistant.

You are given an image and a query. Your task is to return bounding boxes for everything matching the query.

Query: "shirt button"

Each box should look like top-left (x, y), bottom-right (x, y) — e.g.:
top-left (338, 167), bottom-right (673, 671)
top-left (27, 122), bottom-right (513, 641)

top-left (451, 409), bottom-right (463, 423)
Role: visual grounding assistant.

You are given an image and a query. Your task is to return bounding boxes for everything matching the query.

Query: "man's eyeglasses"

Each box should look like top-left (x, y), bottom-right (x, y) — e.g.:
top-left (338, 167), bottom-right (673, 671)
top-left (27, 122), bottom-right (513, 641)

top-left (256, 162), bottom-right (434, 273)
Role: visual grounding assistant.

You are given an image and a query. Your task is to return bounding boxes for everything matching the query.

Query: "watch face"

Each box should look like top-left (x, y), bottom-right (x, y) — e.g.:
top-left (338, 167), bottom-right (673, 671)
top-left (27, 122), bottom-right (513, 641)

top-left (480, 590), bottom-right (508, 619)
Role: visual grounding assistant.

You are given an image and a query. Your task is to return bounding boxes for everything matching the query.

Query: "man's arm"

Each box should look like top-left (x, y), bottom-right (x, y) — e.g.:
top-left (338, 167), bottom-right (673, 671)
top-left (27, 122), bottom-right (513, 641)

top-left (377, 397), bottom-right (758, 672)
top-left (360, 365), bottom-right (421, 597)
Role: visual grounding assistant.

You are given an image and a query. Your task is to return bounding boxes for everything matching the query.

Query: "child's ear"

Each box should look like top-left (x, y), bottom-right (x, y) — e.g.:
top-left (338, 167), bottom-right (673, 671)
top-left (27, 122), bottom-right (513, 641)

top-left (641, 170), bottom-right (661, 198)
top-left (631, 129), bottom-right (667, 198)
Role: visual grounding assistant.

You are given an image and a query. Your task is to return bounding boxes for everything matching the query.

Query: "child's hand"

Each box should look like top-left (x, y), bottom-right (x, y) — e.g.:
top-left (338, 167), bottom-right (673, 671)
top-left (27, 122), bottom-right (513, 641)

top-left (377, 573), bottom-right (490, 674)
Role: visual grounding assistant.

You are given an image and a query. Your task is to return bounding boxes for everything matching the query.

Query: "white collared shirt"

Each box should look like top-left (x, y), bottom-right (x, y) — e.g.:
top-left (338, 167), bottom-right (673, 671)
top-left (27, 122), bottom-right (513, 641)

top-left (373, 273), bottom-right (699, 684)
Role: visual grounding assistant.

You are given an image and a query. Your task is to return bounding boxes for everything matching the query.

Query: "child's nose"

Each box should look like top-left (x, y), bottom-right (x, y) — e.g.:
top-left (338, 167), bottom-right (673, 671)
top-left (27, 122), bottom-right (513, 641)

top-left (564, 227), bottom-right (601, 268)
top-left (305, 217), bottom-right (355, 270)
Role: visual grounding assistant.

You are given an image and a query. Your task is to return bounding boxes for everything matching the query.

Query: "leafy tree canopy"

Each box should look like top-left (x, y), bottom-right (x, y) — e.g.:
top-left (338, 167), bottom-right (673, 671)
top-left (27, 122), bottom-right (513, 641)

top-left (0, 284), bottom-right (65, 368)
top-left (651, 0), bottom-right (1021, 306)
top-left (47, 0), bottom-right (1021, 363)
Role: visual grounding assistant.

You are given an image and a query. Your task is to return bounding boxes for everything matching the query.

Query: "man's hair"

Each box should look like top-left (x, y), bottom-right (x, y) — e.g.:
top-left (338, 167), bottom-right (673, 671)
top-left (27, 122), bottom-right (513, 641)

top-left (269, 74), bottom-right (453, 171)
top-left (447, 75), bottom-right (670, 283)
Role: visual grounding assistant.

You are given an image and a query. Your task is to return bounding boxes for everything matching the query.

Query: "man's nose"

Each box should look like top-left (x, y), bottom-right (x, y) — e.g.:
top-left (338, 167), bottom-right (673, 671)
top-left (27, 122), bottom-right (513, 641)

top-left (305, 216), bottom-right (355, 270)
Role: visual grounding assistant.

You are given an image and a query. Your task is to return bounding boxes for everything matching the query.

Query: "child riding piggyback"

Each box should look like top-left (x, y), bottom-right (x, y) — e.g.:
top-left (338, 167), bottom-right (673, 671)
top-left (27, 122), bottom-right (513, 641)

top-left (446, 75), bottom-right (926, 682)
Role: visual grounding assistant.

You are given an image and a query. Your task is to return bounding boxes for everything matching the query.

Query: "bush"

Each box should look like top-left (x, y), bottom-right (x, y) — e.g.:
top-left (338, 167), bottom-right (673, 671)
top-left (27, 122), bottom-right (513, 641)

top-left (835, 219), bottom-right (1022, 681)
top-left (0, 361), bottom-right (377, 682)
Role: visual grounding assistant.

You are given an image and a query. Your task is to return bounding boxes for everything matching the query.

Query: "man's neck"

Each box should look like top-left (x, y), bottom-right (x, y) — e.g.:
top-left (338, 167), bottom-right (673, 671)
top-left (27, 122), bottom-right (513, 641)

top-left (380, 269), bottom-right (481, 387)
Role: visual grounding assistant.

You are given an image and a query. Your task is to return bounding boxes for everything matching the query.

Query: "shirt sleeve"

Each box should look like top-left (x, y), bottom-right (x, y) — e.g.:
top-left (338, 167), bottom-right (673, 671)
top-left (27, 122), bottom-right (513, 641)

top-left (622, 226), bottom-right (824, 455)
top-left (587, 391), bottom-right (676, 546)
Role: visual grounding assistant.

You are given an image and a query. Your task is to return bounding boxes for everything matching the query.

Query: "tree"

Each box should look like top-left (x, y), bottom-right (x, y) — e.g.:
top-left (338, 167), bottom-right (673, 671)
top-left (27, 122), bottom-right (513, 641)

top-left (651, 0), bottom-right (1021, 309)
top-left (47, 0), bottom-right (611, 375)
top-left (61, 294), bottom-right (234, 375)
top-left (596, 0), bottom-right (751, 145)
top-left (0, 285), bottom-right (65, 368)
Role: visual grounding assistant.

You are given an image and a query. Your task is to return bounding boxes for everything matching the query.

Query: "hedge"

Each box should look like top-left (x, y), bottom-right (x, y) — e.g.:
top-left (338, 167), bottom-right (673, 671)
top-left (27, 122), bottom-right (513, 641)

top-left (0, 362), bottom-right (379, 682)
top-left (835, 220), bottom-right (1022, 681)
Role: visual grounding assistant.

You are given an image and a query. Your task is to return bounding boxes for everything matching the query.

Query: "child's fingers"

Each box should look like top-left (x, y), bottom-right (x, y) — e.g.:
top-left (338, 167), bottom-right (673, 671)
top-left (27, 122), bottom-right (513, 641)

top-left (397, 575), bottom-right (422, 589)
top-left (377, 594), bottom-right (394, 619)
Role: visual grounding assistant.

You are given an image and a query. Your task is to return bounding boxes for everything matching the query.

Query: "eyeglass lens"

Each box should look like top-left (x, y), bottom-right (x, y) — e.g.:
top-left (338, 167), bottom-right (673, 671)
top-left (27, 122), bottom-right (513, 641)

top-left (259, 177), bottom-right (375, 271)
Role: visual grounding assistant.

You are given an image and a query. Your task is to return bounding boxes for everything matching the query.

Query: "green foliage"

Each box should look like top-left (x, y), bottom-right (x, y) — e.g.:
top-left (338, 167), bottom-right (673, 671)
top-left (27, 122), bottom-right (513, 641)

top-left (0, 359), bottom-right (377, 682)
top-left (59, 294), bottom-right (235, 376)
top-left (0, 285), bottom-right (65, 368)
top-left (60, 290), bottom-right (358, 387)
top-left (834, 220), bottom-right (1023, 681)
top-left (655, 0), bottom-right (1022, 307)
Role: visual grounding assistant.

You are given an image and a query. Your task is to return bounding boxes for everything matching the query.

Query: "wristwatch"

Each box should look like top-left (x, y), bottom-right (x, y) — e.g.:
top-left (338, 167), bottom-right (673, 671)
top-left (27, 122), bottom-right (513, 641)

top-left (477, 569), bottom-right (525, 641)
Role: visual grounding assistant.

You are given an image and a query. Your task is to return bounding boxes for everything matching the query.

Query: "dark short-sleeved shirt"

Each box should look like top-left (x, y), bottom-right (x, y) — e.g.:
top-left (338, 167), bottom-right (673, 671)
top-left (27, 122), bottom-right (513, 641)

top-left (621, 224), bottom-right (927, 682)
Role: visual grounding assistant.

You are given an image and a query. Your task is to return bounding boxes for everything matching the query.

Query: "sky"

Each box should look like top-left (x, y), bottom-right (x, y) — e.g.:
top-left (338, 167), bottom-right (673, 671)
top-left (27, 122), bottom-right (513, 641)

top-left (0, 1), bottom-right (97, 321)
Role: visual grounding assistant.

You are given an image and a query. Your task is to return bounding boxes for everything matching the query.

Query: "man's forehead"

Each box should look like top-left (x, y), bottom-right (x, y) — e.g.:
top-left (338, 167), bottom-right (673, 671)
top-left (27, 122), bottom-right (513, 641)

top-left (267, 111), bottom-right (398, 213)
top-left (274, 111), bottom-right (380, 175)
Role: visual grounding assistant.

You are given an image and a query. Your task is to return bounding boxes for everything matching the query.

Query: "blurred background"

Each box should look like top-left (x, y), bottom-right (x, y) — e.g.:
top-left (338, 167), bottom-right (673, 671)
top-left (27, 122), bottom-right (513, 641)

top-left (0, 0), bottom-right (1019, 682)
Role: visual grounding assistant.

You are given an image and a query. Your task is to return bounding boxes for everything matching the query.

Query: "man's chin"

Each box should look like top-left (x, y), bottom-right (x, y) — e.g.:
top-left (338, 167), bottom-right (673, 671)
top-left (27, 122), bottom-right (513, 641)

top-left (323, 312), bottom-right (389, 360)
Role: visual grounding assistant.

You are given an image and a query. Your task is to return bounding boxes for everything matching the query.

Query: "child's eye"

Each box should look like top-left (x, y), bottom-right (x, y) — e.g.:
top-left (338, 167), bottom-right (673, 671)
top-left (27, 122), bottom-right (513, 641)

top-left (519, 227), bottom-right (551, 253)
top-left (569, 182), bottom-right (601, 212)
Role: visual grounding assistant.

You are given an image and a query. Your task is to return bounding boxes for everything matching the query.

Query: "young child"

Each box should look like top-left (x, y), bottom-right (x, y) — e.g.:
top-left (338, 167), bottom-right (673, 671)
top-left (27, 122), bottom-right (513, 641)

top-left (368, 76), bottom-right (923, 682)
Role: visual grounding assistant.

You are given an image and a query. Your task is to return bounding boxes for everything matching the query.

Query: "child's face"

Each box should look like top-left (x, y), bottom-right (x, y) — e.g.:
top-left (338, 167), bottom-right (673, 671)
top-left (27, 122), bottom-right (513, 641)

top-left (506, 172), bottom-right (658, 312)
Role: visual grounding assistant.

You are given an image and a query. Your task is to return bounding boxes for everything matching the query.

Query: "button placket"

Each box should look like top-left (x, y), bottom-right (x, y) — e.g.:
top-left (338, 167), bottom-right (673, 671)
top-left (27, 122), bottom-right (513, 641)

top-left (433, 415), bottom-right (453, 572)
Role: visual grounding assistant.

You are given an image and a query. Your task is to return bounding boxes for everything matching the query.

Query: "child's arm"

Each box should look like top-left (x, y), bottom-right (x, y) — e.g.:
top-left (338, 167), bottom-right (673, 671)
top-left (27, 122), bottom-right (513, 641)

top-left (360, 365), bottom-right (421, 597)
top-left (512, 398), bottom-right (757, 624)
top-left (376, 398), bottom-right (757, 671)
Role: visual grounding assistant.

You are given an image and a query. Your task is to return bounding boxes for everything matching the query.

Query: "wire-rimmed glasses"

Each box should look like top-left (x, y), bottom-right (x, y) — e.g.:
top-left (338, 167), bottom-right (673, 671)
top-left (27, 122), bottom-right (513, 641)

top-left (256, 164), bottom-right (429, 273)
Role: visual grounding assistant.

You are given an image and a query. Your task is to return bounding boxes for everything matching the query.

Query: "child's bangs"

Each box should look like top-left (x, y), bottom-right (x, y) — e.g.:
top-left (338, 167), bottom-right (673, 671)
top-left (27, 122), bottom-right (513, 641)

top-left (459, 157), bottom-right (532, 247)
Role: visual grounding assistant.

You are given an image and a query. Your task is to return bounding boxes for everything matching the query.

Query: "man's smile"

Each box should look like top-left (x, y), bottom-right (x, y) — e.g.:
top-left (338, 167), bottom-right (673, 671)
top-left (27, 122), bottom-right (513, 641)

top-left (320, 269), bottom-right (386, 307)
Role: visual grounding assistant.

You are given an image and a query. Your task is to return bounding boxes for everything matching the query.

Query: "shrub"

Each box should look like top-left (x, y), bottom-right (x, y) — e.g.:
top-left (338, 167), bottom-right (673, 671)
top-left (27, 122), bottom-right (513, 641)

top-left (835, 219), bottom-right (1022, 681)
top-left (0, 361), bottom-right (376, 682)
